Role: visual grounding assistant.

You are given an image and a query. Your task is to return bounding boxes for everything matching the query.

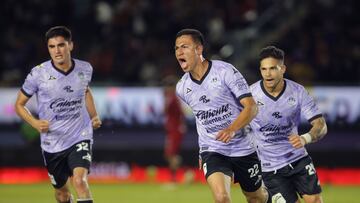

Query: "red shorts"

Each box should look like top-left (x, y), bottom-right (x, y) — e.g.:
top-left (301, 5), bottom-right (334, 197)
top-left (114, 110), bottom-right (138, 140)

top-left (164, 131), bottom-right (183, 157)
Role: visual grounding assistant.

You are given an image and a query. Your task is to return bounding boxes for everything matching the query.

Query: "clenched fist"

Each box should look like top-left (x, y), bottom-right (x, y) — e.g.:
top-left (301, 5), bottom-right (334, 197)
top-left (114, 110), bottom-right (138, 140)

top-left (33, 120), bottom-right (49, 133)
top-left (91, 116), bottom-right (102, 129)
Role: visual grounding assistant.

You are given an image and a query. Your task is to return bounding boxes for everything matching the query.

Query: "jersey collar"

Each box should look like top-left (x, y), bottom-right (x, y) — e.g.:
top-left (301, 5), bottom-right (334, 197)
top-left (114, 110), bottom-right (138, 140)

top-left (190, 60), bottom-right (212, 85)
top-left (260, 79), bottom-right (287, 101)
top-left (51, 59), bottom-right (75, 76)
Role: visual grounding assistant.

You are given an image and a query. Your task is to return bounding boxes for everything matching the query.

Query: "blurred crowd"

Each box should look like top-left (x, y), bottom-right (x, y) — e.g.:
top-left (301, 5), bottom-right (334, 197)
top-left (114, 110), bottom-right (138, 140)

top-left (1, 0), bottom-right (358, 87)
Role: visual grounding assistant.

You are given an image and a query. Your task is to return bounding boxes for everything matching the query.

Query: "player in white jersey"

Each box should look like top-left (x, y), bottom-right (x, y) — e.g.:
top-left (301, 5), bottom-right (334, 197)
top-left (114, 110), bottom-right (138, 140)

top-left (175, 28), bottom-right (272, 203)
top-left (15, 26), bottom-right (101, 203)
top-left (249, 46), bottom-right (328, 203)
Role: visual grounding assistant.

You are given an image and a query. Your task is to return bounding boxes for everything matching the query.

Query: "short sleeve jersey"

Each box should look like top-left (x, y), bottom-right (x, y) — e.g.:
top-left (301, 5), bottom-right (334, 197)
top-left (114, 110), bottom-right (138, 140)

top-left (21, 59), bottom-right (93, 153)
top-left (249, 79), bottom-right (322, 171)
top-left (176, 60), bottom-right (255, 157)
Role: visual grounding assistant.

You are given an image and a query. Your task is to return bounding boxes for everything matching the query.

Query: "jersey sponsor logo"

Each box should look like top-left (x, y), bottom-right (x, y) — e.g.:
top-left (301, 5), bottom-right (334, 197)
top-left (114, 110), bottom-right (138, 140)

top-left (196, 104), bottom-right (229, 120)
top-left (236, 78), bottom-right (248, 91)
top-left (186, 88), bottom-right (192, 93)
top-left (63, 85), bottom-right (74, 93)
top-left (256, 101), bottom-right (264, 106)
top-left (48, 173), bottom-right (57, 185)
top-left (199, 95), bottom-right (210, 103)
top-left (82, 153), bottom-right (92, 162)
top-left (49, 98), bottom-right (82, 113)
top-left (272, 112), bottom-right (282, 119)
top-left (48, 75), bottom-right (57, 80)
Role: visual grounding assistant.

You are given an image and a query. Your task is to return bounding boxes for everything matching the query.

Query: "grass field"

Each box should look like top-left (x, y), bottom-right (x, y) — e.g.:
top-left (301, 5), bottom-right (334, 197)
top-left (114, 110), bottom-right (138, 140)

top-left (0, 183), bottom-right (358, 203)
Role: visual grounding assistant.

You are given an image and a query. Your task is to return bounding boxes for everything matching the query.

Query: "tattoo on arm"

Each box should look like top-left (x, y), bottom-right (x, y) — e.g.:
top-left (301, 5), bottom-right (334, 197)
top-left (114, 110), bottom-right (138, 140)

top-left (309, 117), bottom-right (327, 143)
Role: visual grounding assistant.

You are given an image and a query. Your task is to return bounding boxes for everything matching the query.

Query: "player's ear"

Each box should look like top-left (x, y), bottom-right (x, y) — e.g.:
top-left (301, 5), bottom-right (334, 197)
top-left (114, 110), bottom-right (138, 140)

top-left (195, 45), bottom-right (203, 56)
top-left (281, 64), bottom-right (286, 74)
top-left (69, 41), bottom-right (74, 51)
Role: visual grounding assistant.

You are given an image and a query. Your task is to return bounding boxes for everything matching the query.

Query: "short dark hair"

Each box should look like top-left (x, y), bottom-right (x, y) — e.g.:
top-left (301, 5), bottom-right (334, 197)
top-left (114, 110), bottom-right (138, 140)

top-left (259, 46), bottom-right (285, 62)
top-left (176, 28), bottom-right (205, 46)
top-left (45, 26), bottom-right (72, 43)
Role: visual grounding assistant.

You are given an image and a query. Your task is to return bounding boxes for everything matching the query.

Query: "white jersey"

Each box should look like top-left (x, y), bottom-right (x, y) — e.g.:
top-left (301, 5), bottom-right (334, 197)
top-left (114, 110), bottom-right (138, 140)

top-left (21, 59), bottom-right (93, 153)
top-left (176, 60), bottom-right (255, 157)
top-left (249, 79), bottom-right (322, 172)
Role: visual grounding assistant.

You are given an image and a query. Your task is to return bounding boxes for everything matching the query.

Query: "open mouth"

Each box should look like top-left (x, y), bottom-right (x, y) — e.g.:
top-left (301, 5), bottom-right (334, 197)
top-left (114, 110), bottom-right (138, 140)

top-left (178, 58), bottom-right (187, 68)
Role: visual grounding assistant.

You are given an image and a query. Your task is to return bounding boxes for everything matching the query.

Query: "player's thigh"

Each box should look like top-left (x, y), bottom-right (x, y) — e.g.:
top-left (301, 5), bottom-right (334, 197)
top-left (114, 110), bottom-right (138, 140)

top-left (292, 156), bottom-right (322, 197)
top-left (207, 172), bottom-right (232, 197)
top-left (43, 149), bottom-right (72, 189)
top-left (67, 140), bottom-right (92, 172)
top-left (302, 193), bottom-right (323, 203)
top-left (262, 170), bottom-right (298, 202)
top-left (200, 152), bottom-right (233, 180)
top-left (230, 152), bottom-right (263, 192)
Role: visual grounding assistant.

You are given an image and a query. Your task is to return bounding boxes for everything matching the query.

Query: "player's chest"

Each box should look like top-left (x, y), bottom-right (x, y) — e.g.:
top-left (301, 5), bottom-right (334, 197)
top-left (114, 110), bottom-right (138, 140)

top-left (38, 72), bottom-right (88, 98)
top-left (255, 95), bottom-right (300, 122)
top-left (185, 79), bottom-right (229, 108)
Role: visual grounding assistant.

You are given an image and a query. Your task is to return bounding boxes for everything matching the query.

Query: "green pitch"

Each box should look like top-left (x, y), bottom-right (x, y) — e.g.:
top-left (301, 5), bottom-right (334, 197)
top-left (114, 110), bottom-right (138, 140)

top-left (0, 183), bottom-right (358, 203)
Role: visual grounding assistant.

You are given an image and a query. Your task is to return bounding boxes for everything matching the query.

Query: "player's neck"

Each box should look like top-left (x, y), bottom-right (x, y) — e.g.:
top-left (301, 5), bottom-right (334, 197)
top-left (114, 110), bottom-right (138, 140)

top-left (265, 79), bottom-right (284, 97)
top-left (53, 59), bottom-right (72, 72)
top-left (190, 60), bottom-right (208, 81)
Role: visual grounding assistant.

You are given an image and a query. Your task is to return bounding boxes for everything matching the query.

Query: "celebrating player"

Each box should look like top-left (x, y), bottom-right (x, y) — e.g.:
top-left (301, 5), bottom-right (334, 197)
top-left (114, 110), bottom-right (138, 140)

top-left (175, 28), bottom-right (271, 203)
top-left (249, 46), bottom-right (327, 203)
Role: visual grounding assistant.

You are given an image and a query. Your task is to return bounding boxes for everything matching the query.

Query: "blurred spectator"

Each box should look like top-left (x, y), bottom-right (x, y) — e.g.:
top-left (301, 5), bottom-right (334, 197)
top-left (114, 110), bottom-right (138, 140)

top-left (1, 0), bottom-right (358, 86)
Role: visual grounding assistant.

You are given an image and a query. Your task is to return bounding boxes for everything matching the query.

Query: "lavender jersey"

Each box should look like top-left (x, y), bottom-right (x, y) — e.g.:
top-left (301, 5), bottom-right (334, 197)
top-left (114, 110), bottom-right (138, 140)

top-left (21, 59), bottom-right (93, 153)
top-left (249, 79), bottom-right (322, 172)
top-left (176, 60), bottom-right (255, 157)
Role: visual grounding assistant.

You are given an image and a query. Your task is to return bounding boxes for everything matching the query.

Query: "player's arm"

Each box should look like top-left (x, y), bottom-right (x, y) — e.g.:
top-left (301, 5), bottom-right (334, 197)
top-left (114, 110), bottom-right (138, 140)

top-left (289, 116), bottom-right (327, 148)
top-left (14, 91), bottom-right (49, 133)
top-left (85, 87), bottom-right (102, 129)
top-left (216, 96), bottom-right (258, 143)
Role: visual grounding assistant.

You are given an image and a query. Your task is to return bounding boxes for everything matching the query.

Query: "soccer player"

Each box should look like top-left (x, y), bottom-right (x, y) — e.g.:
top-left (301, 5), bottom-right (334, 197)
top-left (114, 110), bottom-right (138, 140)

top-left (249, 46), bottom-right (327, 203)
top-left (175, 28), bottom-right (271, 203)
top-left (163, 75), bottom-right (186, 183)
top-left (15, 26), bottom-right (101, 203)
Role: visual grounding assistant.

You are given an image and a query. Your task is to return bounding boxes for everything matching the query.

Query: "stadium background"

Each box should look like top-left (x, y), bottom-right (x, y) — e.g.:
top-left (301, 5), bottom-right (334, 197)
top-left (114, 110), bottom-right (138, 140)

top-left (1, 0), bottom-right (359, 202)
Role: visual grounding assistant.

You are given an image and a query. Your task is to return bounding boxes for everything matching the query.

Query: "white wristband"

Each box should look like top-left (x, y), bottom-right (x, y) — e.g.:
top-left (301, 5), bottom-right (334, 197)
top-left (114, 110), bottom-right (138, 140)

top-left (301, 133), bottom-right (312, 144)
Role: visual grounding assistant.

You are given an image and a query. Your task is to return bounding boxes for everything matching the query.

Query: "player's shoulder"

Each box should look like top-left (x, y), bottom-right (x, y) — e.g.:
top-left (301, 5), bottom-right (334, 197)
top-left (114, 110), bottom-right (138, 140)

top-left (250, 80), bottom-right (262, 91)
top-left (285, 79), bottom-right (306, 92)
top-left (29, 60), bottom-right (52, 74)
top-left (211, 60), bottom-right (236, 72)
top-left (176, 73), bottom-right (190, 93)
top-left (73, 58), bottom-right (93, 70)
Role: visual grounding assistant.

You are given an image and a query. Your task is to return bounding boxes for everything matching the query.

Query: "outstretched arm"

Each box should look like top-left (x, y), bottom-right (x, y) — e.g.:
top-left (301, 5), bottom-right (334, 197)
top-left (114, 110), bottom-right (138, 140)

top-left (289, 117), bottom-right (327, 148)
top-left (85, 87), bottom-right (102, 129)
top-left (216, 96), bottom-right (258, 143)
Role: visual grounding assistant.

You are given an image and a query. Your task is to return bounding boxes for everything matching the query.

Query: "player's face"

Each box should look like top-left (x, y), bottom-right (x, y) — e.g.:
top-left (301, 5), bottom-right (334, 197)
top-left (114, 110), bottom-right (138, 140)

top-left (260, 57), bottom-right (286, 89)
top-left (47, 36), bottom-right (73, 66)
top-left (175, 35), bottom-right (202, 72)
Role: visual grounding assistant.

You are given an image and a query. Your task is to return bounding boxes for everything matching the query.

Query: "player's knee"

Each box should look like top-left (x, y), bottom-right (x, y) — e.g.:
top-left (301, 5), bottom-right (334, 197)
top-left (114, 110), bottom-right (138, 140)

top-left (72, 175), bottom-right (89, 190)
top-left (213, 192), bottom-right (231, 203)
top-left (55, 189), bottom-right (72, 202)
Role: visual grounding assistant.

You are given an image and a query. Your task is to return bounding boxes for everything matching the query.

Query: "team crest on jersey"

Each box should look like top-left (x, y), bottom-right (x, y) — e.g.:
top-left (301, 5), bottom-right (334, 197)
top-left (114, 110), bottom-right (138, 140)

top-left (78, 72), bottom-right (85, 80)
top-left (287, 97), bottom-right (296, 106)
